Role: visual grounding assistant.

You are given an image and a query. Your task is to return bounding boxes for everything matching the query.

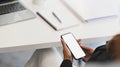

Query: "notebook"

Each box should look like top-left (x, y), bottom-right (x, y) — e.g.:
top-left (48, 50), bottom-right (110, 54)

top-left (38, 0), bottom-right (79, 30)
top-left (62, 0), bottom-right (119, 22)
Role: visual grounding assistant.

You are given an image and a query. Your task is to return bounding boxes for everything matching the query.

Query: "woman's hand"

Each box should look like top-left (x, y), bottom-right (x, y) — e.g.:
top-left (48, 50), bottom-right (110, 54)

top-left (61, 39), bottom-right (94, 62)
top-left (61, 39), bottom-right (82, 62)
top-left (80, 45), bottom-right (94, 62)
top-left (61, 39), bottom-right (73, 62)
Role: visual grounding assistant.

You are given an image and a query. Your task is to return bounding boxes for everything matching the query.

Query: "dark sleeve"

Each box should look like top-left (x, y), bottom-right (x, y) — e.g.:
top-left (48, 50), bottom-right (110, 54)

top-left (88, 45), bottom-right (112, 62)
top-left (60, 60), bottom-right (72, 67)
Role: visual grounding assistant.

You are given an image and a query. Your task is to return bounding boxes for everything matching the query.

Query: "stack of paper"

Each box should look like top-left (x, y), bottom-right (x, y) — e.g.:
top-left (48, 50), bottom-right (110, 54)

top-left (62, 0), bottom-right (119, 22)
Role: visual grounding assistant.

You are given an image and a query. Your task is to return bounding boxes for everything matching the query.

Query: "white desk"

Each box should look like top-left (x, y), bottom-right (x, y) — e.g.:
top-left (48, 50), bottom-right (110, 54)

top-left (0, 0), bottom-right (120, 53)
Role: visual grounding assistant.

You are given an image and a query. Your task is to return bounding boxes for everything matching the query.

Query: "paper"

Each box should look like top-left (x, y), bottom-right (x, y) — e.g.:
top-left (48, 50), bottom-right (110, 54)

top-left (62, 0), bottom-right (119, 22)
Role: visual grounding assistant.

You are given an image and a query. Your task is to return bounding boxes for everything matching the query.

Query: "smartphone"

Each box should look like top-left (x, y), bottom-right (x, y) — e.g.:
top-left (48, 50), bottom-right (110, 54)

top-left (61, 33), bottom-right (86, 59)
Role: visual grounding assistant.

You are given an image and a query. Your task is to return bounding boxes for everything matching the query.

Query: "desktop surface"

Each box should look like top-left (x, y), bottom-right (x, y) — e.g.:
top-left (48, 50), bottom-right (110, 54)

top-left (0, 0), bottom-right (119, 53)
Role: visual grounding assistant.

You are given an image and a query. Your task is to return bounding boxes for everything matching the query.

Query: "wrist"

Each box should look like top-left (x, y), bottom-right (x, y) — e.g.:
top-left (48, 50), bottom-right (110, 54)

top-left (64, 57), bottom-right (73, 62)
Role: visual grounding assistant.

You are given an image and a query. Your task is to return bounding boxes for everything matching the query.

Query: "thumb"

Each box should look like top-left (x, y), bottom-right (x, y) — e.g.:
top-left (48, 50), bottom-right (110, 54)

top-left (61, 39), bottom-right (68, 49)
top-left (77, 39), bottom-right (82, 44)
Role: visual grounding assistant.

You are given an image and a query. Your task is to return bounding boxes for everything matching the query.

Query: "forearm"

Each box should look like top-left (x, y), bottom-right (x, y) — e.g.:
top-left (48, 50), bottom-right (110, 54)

top-left (60, 60), bottom-right (72, 67)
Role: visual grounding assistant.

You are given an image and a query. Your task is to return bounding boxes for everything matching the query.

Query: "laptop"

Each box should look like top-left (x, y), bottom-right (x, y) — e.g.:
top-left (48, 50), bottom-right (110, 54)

top-left (0, 0), bottom-right (36, 26)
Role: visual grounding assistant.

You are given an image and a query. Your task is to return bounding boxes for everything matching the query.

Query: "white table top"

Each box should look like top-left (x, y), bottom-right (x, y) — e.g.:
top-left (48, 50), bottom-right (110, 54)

top-left (0, 0), bottom-right (120, 53)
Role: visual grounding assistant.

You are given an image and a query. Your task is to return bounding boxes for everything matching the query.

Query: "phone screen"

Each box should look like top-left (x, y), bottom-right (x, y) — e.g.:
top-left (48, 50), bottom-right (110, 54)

top-left (61, 33), bottom-right (85, 59)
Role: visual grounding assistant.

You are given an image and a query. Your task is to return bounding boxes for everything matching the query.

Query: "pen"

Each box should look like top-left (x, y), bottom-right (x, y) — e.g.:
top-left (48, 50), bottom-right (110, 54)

top-left (52, 12), bottom-right (62, 23)
top-left (36, 12), bottom-right (57, 30)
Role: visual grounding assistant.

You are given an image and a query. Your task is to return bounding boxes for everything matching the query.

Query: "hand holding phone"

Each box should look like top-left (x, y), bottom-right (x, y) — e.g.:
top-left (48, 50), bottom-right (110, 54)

top-left (61, 33), bottom-right (86, 59)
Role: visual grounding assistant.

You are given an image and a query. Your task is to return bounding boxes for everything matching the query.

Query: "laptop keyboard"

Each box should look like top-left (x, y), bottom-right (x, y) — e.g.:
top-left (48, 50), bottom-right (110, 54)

top-left (0, 0), bottom-right (16, 4)
top-left (0, 2), bottom-right (26, 15)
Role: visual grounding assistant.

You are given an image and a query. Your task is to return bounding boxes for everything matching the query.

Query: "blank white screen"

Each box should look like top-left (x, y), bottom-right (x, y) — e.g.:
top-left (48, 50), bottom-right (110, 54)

top-left (62, 33), bottom-right (85, 59)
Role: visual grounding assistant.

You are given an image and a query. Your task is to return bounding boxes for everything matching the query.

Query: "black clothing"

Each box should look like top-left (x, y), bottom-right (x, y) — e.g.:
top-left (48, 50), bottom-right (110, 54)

top-left (88, 45), bottom-right (112, 62)
top-left (60, 60), bottom-right (72, 67)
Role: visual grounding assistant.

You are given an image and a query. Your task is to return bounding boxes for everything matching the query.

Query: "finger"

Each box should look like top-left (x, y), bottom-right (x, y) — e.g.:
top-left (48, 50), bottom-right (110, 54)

top-left (80, 45), bottom-right (89, 49)
top-left (80, 45), bottom-right (89, 52)
top-left (61, 39), bottom-right (68, 49)
top-left (61, 39), bottom-right (65, 47)
top-left (82, 57), bottom-right (88, 62)
top-left (61, 39), bottom-right (71, 55)
top-left (77, 39), bottom-right (81, 43)
top-left (80, 45), bottom-right (94, 54)
top-left (77, 39), bottom-right (82, 46)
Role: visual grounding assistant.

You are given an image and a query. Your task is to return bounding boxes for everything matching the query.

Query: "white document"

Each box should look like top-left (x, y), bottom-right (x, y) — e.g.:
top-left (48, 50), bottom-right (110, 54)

top-left (38, 0), bottom-right (79, 30)
top-left (62, 0), bottom-right (119, 22)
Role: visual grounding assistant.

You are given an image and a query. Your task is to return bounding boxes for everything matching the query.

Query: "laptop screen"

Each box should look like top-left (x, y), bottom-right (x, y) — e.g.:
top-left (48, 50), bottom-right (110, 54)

top-left (0, 0), bottom-right (16, 4)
